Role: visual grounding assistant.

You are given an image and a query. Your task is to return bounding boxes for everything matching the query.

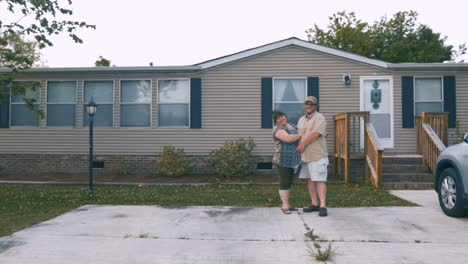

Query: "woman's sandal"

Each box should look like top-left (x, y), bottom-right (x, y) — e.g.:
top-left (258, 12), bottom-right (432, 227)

top-left (281, 208), bottom-right (291, 214)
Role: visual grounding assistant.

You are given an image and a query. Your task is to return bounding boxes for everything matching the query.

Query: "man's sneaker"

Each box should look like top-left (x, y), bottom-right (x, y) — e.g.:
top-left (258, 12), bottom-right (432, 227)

top-left (303, 205), bottom-right (319, 213)
top-left (319, 207), bottom-right (328, 217)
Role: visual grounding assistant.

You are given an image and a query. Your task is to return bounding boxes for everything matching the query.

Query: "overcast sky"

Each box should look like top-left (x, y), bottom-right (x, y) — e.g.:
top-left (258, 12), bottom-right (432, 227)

top-left (38, 0), bottom-right (468, 67)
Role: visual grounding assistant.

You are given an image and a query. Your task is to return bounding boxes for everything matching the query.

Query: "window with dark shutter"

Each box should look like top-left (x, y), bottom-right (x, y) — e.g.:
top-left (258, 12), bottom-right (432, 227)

top-left (190, 78), bottom-right (202, 128)
top-left (401, 76), bottom-right (414, 128)
top-left (307, 77), bottom-right (319, 111)
top-left (443, 76), bottom-right (456, 128)
top-left (261, 77), bottom-right (273, 128)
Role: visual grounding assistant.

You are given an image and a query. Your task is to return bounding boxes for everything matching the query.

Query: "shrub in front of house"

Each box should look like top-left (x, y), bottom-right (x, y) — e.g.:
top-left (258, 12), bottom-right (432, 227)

top-left (207, 138), bottom-right (256, 178)
top-left (155, 145), bottom-right (195, 177)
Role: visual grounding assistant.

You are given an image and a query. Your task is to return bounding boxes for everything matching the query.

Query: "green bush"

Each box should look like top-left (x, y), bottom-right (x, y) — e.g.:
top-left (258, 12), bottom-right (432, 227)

top-left (111, 155), bottom-right (128, 178)
top-left (155, 146), bottom-right (194, 177)
top-left (207, 138), bottom-right (256, 178)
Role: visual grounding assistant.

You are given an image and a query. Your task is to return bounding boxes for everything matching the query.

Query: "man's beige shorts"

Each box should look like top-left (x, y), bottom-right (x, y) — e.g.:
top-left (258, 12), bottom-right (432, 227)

top-left (298, 157), bottom-right (329, 182)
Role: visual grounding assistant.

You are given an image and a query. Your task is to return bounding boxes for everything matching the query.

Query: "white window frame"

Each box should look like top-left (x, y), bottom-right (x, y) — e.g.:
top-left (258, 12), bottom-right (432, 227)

top-left (119, 79), bottom-right (152, 128)
top-left (83, 80), bottom-right (115, 127)
top-left (46, 80), bottom-right (78, 128)
top-left (9, 80), bottom-right (41, 128)
top-left (157, 78), bottom-right (191, 128)
top-left (272, 77), bottom-right (307, 125)
top-left (414, 76), bottom-right (444, 117)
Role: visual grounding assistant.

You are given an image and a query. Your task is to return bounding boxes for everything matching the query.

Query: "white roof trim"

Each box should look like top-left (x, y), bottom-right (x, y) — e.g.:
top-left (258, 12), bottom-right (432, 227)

top-left (197, 37), bottom-right (389, 69)
top-left (388, 63), bottom-right (468, 70)
top-left (0, 65), bottom-right (201, 73)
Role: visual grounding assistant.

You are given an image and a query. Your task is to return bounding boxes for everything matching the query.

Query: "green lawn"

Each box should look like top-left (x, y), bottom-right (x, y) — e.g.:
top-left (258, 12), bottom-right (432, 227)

top-left (0, 183), bottom-right (414, 237)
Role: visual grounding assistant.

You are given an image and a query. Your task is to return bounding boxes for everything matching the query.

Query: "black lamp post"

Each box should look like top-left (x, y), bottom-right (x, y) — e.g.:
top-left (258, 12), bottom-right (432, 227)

top-left (86, 97), bottom-right (98, 196)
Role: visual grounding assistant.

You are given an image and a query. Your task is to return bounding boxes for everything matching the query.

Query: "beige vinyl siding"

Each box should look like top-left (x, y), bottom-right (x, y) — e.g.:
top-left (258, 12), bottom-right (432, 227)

top-left (76, 80), bottom-right (84, 128)
top-left (151, 80), bottom-right (158, 129)
top-left (40, 80), bottom-right (47, 128)
top-left (391, 71), bottom-right (468, 152)
top-left (457, 73), bottom-right (468, 144)
top-left (1, 47), bottom-right (467, 158)
top-left (201, 46), bottom-right (391, 157)
top-left (0, 128), bottom-right (260, 155)
top-left (114, 80), bottom-right (121, 128)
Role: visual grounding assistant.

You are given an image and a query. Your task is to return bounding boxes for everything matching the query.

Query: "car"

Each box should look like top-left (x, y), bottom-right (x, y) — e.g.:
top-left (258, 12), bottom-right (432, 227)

top-left (434, 133), bottom-right (468, 217)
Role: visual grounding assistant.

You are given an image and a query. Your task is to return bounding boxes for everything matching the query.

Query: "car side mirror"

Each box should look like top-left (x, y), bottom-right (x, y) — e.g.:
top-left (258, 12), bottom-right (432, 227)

top-left (464, 133), bottom-right (468, 144)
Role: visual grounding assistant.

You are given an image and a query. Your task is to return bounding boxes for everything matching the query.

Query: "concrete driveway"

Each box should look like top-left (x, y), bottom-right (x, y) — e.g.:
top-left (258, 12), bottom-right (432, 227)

top-left (1, 190), bottom-right (467, 263)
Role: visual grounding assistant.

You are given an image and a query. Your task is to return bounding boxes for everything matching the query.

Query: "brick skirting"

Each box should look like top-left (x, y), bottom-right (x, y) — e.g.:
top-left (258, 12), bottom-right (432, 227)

top-left (0, 154), bottom-right (275, 176)
top-left (0, 154), bottom-right (359, 182)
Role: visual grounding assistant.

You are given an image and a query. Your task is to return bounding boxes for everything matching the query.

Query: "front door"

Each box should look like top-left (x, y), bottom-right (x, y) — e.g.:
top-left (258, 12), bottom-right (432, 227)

top-left (360, 76), bottom-right (394, 149)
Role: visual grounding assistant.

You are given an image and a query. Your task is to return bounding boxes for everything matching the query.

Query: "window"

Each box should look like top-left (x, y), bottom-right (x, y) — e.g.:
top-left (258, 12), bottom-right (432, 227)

top-left (120, 80), bottom-right (151, 127)
top-left (414, 77), bottom-right (443, 116)
top-left (158, 79), bottom-right (190, 127)
top-left (10, 81), bottom-right (41, 127)
top-left (83, 81), bottom-right (114, 127)
top-left (47, 81), bottom-right (77, 127)
top-left (273, 78), bottom-right (306, 125)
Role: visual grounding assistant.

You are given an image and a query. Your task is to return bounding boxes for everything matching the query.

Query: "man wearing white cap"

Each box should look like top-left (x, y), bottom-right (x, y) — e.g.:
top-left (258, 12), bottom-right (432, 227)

top-left (296, 96), bottom-right (329, 217)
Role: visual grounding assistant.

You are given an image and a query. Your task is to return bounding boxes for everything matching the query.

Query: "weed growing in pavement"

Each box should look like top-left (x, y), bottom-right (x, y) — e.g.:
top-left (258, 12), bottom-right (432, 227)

top-left (304, 229), bottom-right (319, 241)
top-left (306, 242), bottom-right (337, 263)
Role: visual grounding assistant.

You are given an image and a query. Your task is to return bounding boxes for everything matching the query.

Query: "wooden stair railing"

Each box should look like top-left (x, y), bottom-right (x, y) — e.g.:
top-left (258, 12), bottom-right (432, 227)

top-left (334, 112), bottom-right (378, 184)
top-left (365, 122), bottom-right (384, 188)
top-left (417, 112), bottom-right (448, 155)
top-left (416, 112), bottom-right (448, 172)
top-left (334, 113), bottom-right (349, 182)
top-left (334, 111), bottom-right (384, 188)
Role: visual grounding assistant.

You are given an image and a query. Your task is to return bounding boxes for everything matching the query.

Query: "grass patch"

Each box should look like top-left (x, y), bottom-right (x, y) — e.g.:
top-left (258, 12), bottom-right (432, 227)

top-left (307, 242), bottom-right (337, 263)
top-left (0, 183), bottom-right (413, 237)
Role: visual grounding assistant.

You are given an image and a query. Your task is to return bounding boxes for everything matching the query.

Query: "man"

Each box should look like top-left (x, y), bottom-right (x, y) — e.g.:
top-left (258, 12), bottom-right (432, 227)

top-left (296, 96), bottom-right (329, 217)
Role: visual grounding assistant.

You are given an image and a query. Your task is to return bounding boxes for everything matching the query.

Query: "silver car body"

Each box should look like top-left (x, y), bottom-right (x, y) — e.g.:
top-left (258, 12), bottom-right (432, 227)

top-left (435, 137), bottom-right (468, 206)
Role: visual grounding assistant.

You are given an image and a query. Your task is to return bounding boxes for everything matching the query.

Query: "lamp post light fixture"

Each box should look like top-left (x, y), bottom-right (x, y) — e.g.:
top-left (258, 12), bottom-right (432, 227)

top-left (86, 97), bottom-right (98, 196)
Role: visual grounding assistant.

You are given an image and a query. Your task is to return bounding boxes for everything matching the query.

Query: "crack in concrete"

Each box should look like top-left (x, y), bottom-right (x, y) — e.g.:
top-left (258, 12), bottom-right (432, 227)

top-left (295, 211), bottom-right (438, 245)
top-left (10, 233), bottom-right (468, 245)
top-left (125, 237), bottom-right (299, 242)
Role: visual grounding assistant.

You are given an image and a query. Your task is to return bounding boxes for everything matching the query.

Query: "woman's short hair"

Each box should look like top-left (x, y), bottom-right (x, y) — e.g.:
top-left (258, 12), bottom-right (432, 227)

top-left (272, 110), bottom-right (286, 123)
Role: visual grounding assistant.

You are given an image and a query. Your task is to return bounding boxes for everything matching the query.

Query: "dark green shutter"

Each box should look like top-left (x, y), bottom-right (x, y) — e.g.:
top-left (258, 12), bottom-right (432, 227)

top-left (261, 77), bottom-right (273, 128)
top-left (307, 77), bottom-right (319, 111)
top-left (402, 76), bottom-right (414, 128)
top-left (0, 83), bottom-right (10, 128)
top-left (443, 76), bottom-right (456, 128)
top-left (190, 78), bottom-right (202, 128)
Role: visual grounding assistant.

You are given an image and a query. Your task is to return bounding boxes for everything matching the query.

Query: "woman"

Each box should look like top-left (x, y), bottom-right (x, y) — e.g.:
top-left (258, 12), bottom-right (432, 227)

top-left (272, 110), bottom-right (303, 214)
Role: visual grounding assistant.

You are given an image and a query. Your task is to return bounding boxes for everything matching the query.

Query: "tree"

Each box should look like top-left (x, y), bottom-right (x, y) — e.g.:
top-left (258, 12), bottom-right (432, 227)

top-left (95, 56), bottom-right (111, 67)
top-left (0, 32), bottom-right (41, 69)
top-left (0, 0), bottom-right (96, 107)
top-left (306, 11), bottom-right (466, 63)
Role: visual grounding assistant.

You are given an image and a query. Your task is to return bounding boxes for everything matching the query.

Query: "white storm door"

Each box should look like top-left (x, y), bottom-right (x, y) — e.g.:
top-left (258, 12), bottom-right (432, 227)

top-left (360, 77), bottom-right (394, 149)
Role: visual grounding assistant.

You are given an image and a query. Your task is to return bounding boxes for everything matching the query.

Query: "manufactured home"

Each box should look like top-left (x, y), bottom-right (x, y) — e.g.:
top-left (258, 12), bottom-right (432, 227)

top-left (0, 37), bottom-right (466, 186)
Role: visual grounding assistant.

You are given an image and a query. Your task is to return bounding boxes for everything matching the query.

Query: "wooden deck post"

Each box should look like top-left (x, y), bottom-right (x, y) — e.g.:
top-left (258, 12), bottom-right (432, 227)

top-left (363, 112), bottom-right (370, 183)
top-left (344, 113), bottom-right (350, 183)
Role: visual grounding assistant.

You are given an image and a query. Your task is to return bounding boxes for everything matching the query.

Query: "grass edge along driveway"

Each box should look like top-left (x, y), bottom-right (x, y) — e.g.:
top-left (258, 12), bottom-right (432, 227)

top-left (0, 183), bottom-right (415, 237)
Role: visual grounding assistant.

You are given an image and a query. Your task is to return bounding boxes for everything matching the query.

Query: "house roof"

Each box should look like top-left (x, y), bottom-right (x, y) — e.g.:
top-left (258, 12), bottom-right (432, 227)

top-left (197, 37), bottom-right (468, 70)
top-left (2, 37), bottom-right (468, 73)
top-left (196, 37), bottom-right (389, 69)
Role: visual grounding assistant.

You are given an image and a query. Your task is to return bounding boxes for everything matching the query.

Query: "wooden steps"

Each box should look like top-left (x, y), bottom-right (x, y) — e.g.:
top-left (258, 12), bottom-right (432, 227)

top-left (381, 155), bottom-right (434, 190)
